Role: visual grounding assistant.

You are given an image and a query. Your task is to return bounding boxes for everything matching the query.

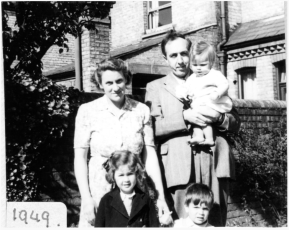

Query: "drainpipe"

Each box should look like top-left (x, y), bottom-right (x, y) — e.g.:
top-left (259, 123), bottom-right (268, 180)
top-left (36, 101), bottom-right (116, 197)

top-left (217, 1), bottom-right (226, 75)
top-left (75, 33), bottom-right (83, 91)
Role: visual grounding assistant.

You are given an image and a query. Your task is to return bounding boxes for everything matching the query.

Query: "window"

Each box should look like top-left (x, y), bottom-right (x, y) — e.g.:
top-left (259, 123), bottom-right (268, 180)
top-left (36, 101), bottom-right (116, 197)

top-left (275, 60), bottom-right (286, 101)
top-left (147, 1), bottom-right (172, 29)
top-left (237, 68), bottom-right (257, 99)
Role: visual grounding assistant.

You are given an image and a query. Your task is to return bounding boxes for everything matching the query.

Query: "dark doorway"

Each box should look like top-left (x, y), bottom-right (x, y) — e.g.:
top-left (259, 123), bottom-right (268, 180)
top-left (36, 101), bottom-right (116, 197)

top-left (132, 73), bottom-right (164, 96)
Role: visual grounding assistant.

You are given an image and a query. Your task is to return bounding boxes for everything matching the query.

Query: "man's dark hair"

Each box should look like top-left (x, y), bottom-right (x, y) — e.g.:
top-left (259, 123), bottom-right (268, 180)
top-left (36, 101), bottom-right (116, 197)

top-left (161, 29), bottom-right (192, 56)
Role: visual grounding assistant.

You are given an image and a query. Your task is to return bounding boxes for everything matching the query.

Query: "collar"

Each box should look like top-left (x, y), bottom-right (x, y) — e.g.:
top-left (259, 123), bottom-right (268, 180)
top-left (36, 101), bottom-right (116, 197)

top-left (109, 187), bottom-right (148, 219)
top-left (96, 95), bottom-right (133, 111)
top-left (120, 190), bottom-right (136, 202)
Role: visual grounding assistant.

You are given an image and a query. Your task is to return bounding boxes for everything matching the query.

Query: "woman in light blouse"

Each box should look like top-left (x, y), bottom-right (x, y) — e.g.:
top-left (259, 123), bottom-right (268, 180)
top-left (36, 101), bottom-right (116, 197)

top-left (74, 58), bottom-right (171, 227)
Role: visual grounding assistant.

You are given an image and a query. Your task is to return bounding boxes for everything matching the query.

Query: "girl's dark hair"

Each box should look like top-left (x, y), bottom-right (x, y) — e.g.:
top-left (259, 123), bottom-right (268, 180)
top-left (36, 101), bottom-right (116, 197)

top-left (161, 29), bottom-right (192, 56)
top-left (184, 183), bottom-right (214, 209)
top-left (105, 150), bottom-right (146, 192)
top-left (92, 58), bottom-right (132, 88)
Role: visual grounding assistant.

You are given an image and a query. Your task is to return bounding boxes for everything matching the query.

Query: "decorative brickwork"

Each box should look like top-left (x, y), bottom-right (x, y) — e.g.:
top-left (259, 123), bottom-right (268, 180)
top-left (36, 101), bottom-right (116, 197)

top-left (227, 43), bottom-right (286, 62)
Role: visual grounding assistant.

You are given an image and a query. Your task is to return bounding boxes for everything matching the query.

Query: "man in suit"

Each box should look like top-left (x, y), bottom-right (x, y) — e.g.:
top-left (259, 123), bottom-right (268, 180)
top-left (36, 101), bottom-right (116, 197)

top-left (145, 30), bottom-right (240, 226)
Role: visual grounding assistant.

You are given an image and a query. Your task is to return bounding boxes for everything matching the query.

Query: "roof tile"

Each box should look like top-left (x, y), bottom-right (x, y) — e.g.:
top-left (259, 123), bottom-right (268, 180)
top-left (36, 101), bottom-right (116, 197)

top-left (225, 16), bottom-right (285, 46)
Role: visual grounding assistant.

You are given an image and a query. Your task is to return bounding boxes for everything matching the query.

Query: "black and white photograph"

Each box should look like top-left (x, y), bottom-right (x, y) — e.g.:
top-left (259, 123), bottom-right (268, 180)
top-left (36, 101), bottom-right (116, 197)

top-left (1, 1), bottom-right (287, 228)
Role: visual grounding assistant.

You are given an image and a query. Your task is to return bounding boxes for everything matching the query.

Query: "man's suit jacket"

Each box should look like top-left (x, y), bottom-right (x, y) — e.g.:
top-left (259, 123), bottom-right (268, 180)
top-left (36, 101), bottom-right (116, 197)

top-left (145, 71), bottom-right (241, 189)
top-left (95, 187), bottom-right (159, 227)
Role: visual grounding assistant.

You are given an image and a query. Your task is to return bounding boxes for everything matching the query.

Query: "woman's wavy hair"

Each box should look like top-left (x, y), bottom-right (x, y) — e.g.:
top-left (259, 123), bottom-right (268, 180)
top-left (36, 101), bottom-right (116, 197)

top-left (184, 183), bottom-right (214, 209)
top-left (91, 58), bottom-right (132, 88)
top-left (105, 150), bottom-right (146, 192)
top-left (191, 40), bottom-right (216, 69)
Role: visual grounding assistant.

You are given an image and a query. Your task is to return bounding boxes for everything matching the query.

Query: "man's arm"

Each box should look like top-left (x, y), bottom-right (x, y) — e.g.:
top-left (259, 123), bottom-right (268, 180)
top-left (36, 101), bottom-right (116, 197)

top-left (216, 106), bottom-right (241, 133)
top-left (145, 81), bottom-right (189, 139)
top-left (195, 105), bottom-right (241, 133)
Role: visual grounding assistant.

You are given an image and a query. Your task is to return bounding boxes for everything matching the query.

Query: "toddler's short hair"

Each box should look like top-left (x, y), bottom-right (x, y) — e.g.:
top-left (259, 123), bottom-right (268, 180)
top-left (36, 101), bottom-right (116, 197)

top-left (191, 40), bottom-right (216, 69)
top-left (184, 183), bottom-right (214, 209)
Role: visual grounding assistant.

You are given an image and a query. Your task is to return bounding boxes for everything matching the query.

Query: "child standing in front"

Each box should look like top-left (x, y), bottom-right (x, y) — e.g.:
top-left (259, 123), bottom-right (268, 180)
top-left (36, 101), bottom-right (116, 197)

top-left (174, 183), bottom-right (215, 227)
top-left (176, 40), bottom-right (233, 146)
top-left (95, 150), bottom-right (160, 227)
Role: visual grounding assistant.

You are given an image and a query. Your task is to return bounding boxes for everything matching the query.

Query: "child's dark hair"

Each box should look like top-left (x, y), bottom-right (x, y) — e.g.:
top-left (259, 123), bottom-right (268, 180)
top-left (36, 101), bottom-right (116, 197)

top-left (184, 183), bottom-right (214, 209)
top-left (105, 150), bottom-right (146, 191)
top-left (191, 40), bottom-right (216, 69)
top-left (161, 29), bottom-right (192, 56)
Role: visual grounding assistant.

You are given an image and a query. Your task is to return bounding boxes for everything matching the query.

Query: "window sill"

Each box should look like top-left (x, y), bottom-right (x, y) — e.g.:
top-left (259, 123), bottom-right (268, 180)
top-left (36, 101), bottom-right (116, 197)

top-left (142, 24), bottom-right (174, 39)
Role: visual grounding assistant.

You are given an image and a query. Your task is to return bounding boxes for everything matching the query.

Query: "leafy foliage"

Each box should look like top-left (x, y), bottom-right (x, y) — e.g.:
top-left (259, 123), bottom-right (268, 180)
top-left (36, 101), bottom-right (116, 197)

top-left (227, 117), bottom-right (287, 226)
top-left (2, 1), bottom-right (114, 82)
top-left (3, 1), bottom-right (114, 201)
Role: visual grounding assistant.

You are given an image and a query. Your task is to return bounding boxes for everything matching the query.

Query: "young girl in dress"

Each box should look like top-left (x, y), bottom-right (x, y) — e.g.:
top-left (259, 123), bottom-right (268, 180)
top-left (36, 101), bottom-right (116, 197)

top-left (95, 150), bottom-right (160, 227)
top-left (176, 40), bottom-right (233, 146)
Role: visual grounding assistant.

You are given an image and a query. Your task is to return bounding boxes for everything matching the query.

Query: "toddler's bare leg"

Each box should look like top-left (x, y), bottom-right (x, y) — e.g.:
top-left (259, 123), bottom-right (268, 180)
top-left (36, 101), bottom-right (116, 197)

top-left (188, 125), bottom-right (205, 145)
top-left (201, 124), bottom-right (215, 146)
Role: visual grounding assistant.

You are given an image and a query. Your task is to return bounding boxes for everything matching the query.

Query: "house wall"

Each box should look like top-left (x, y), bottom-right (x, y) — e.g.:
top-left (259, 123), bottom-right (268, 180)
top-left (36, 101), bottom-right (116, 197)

top-left (81, 23), bottom-right (111, 92)
top-left (225, 1), bottom-right (285, 100)
top-left (241, 1), bottom-right (284, 22)
top-left (227, 1), bottom-right (242, 34)
top-left (110, 1), bottom-right (145, 49)
top-left (110, 1), bottom-right (218, 51)
top-left (172, 1), bottom-right (217, 32)
top-left (42, 33), bottom-right (75, 73)
top-left (226, 50), bottom-right (286, 100)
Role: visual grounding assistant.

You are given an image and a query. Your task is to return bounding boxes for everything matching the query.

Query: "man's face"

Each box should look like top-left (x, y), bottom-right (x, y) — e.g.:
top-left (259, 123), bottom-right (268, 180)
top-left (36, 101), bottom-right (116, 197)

top-left (164, 38), bottom-right (190, 78)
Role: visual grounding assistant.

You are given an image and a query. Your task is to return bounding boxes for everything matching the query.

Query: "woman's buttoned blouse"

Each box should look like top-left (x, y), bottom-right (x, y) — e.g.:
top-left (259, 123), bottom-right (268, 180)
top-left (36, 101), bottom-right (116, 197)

top-left (74, 95), bottom-right (155, 157)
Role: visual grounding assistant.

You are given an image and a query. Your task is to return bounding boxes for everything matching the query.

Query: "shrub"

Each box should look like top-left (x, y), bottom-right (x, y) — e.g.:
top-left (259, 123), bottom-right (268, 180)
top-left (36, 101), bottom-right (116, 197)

top-left (5, 76), bottom-right (83, 201)
top-left (227, 117), bottom-right (287, 225)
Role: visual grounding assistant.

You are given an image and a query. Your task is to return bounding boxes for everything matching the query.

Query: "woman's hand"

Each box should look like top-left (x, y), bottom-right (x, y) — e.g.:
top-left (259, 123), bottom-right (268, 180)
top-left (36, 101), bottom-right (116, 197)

top-left (82, 197), bottom-right (97, 225)
top-left (157, 199), bottom-right (173, 226)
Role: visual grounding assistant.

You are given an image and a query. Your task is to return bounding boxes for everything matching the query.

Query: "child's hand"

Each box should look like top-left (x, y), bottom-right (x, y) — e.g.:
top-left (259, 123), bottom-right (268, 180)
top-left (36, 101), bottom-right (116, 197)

top-left (210, 91), bottom-right (220, 101)
top-left (159, 211), bottom-right (173, 226)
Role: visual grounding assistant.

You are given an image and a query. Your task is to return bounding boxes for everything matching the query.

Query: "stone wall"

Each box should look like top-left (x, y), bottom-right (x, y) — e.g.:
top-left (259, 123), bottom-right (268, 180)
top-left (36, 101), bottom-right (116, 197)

top-left (39, 93), bottom-right (286, 227)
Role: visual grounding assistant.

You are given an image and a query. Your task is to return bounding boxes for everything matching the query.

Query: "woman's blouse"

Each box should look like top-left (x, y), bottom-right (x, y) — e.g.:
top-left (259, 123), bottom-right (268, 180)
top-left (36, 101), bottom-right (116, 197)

top-left (74, 95), bottom-right (155, 158)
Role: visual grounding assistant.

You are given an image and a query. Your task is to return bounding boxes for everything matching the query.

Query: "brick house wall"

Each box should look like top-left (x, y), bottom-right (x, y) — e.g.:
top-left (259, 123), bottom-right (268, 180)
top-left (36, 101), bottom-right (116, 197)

top-left (110, 1), bottom-right (219, 51)
top-left (6, 10), bottom-right (18, 30)
top-left (81, 21), bottom-right (111, 92)
top-left (171, 1), bottom-right (217, 32)
top-left (42, 33), bottom-right (75, 73)
top-left (110, 1), bottom-right (145, 49)
top-left (225, 2), bottom-right (285, 100)
top-left (227, 1), bottom-right (242, 35)
top-left (240, 1), bottom-right (284, 23)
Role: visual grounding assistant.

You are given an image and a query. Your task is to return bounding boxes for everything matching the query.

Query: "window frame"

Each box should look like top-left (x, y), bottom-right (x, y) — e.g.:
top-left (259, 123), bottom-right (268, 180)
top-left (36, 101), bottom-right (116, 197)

top-left (147, 1), bottom-right (172, 30)
top-left (237, 67), bottom-right (257, 99)
top-left (275, 60), bottom-right (286, 101)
